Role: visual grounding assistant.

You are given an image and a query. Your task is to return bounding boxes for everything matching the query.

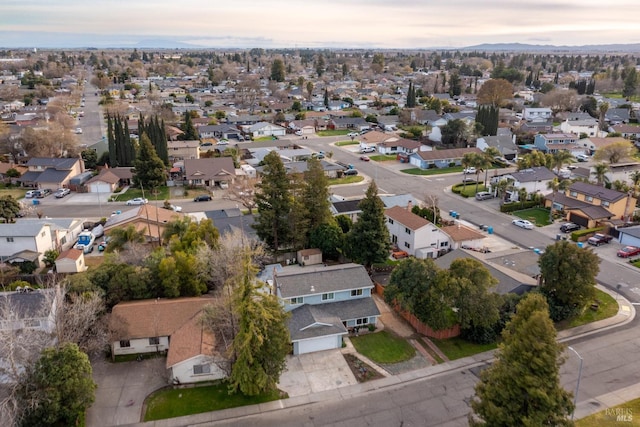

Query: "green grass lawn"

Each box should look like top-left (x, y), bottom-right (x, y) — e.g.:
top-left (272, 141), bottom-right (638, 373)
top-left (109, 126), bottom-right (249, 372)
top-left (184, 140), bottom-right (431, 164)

top-left (328, 176), bottom-right (364, 185)
top-left (601, 92), bottom-right (640, 102)
top-left (0, 188), bottom-right (27, 200)
top-left (350, 330), bottom-right (415, 364)
top-left (317, 130), bottom-right (351, 137)
top-left (576, 397), bottom-right (640, 426)
top-left (110, 187), bottom-right (170, 202)
top-left (369, 154), bottom-right (398, 161)
top-left (456, 184), bottom-right (488, 197)
top-left (335, 140), bottom-right (359, 146)
top-left (144, 381), bottom-right (283, 421)
top-left (557, 288), bottom-right (619, 330)
top-left (402, 166), bottom-right (464, 175)
top-left (253, 136), bottom-right (279, 141)
top-left (512, 207), bottom-right (552, 226)
top-left (431, 337), bottom-right (498, 361)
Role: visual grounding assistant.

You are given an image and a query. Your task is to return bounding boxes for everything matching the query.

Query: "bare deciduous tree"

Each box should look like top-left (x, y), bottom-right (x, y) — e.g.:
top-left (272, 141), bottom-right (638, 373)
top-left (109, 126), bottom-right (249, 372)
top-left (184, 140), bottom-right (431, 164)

top-left (224, 177), bottom-right (258, 213)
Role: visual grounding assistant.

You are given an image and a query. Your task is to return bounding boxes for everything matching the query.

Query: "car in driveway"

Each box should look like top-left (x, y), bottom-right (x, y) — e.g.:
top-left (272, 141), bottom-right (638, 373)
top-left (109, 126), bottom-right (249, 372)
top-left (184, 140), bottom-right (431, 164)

top-left (617, 246), bottom-right (640, 258)
top-left (512, 219), bottom-right (534, 229)
top-left (193, 194), bottom-right (212, 202)
top-left (475, 191), bottom-right (494, 201)
top-left (559, 222), bottom-right (581, 233)
top-left (343, 169), bottom-right (359, 176)
top-left (25, 190), bottom-right (37, 198)
top-left (216, 139), bottom-right (229, 145)
top-left (463, 167), bottom-right (476, 174)
top-left (35, 189), bottom-right (52, 198)
top-left (587, 233), bottom-right (613, 246)
top-left (125, 197), bottom-right (148, 206)
top-left (54, 188), bottom-right (71, 198)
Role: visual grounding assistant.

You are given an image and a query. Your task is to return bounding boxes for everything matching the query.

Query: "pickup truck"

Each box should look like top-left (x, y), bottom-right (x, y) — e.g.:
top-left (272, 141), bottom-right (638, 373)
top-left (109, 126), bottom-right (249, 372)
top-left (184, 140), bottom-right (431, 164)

top-left (587, 233), bottom-right (613, 246)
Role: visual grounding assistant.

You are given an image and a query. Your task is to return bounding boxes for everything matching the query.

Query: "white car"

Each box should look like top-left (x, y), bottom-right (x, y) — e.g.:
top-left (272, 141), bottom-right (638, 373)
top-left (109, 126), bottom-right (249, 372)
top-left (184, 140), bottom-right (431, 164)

top-left (512, 219), bottom-right (534, 230)
top-left (347, 132), bottom-right (359, 138)
top-left (125, 197), bottom-right (148, 206)
top-left (463, 167), bottom-right (477, 174)
top-left (216, 139), bottom-right (229, 145)
top-left (75, 128), bottom-right (83, 134)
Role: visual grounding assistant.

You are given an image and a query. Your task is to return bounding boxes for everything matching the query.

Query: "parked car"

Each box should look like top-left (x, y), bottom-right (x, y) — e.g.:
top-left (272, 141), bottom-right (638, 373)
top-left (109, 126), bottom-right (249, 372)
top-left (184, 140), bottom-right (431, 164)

top-left (218, 181), bottom-right (229, 189)
top-left (576, 153), bottom-right (589, 162)
top-left (463, 167), bottom-right (476, 174)
top-left (125, 197), bottom-right (148, 206)
top-left (512, 219), bottom-right (534, 230)
top-left (343, 169), bottom-right (359, 176)
top-left (347, 132), bottom-right (359, 137)
top-left (475, 191), bottom-right (494, 201)
top-left (587, 233), bottom-right (613, 246)
top-left (560, 222), bottom-right (581, 233)
top-left (35, 189), bottom-right (52, 198)
top-left (75, 127), bottom-right (83, 134)
top-left (360, 155), bottom-right (370, 162)
top-left (25, 190), bottom-right (37, 198)
top-left (216, 139), bottom-right (229, 145)
top-left (193, 194), bottom-right (212, 202)
top-left (617, 246), bottom-right (640, 258)
top-left (391, 250), bottom-right (409, 259)
top-left (360, 146), bottom-right (376, 153)
top-left (294, 130), bottom-right (303, 136)
top-left (54, 188), bottom-right (71, 198)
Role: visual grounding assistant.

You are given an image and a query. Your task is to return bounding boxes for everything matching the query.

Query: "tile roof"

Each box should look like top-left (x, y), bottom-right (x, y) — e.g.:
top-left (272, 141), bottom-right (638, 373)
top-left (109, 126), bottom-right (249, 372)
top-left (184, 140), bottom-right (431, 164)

top-left (385, 205), bottom-right (431, 231)
top-left (276, 263), bottom-right (373, 298)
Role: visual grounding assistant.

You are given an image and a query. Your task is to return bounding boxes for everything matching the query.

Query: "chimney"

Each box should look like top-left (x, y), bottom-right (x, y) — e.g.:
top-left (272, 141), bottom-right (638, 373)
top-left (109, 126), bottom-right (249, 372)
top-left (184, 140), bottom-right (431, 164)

top-left (407, 200), bottom-right (412, 212)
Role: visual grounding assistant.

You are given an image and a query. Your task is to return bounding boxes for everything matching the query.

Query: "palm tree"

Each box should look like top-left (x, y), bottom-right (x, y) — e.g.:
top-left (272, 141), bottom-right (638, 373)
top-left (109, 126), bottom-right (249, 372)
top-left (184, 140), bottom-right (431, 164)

top-left (482, 147), bottom-right (502, 186)
top-left (547, 177), bottom-right (570, 222)
top-left (461, 152), bottom-right (475, 190)
top-left (106, 225), bottom-right (146, 253)
top-left (551, 150), bottom-right (575, 174)
top-left (496, 178), bottom-right (515, 201)
top-left (518, 187), bottom-right (528, 208)
top-left (473, 154), bottom-right (493, 194)
top-left (629, 170), bottom-right (640, 196)
top-left (598, 102), bottom-right (609, 132)
top-left (592, 162), bottom-right (610, 186)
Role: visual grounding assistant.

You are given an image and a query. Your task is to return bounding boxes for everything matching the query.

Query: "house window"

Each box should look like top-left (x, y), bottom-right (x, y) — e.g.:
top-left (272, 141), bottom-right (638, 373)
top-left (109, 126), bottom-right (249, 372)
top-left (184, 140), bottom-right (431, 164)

top-left (6, 237), bottom-right (13, 243)
top-left (193, 364), bottom-right (211, 375)
top-left (61, 236), bottom-right (66, 245)
top-left (388, 218), bottom-right (394, 224)
top-left (119, 340), bottom-right (131, 348)
top-left (602, 201), bottom-right (610, 207)
top-left (440, 241), bottom-right (449, 248)
top-left (41, 231), bottom-right (46, 237)
top-left (322, 293), bottom-right (334, 301)
top-left (586, 196), bottom-right (593, 202)
top-left (570, 191), bottom-right (578, 197)
top-left (392, 235), bottom-right (398, 243)
top-left (290, 297), bottom-right (303, 305)
top-left (351, 289), bottom-right (363, 297)
top-left (404, 242), bottom-right (411, 249)
top-left (149, 337), bottom-right (160, 345)
top-left (356, 318), bottom-right (369, 325)
top-left (405, 227), bottom-right (411, 234)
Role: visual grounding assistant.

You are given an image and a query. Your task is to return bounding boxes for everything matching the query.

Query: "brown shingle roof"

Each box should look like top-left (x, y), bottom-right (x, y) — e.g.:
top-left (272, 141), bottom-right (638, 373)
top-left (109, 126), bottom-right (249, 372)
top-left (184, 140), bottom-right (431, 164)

top-left (57, 248), bottom-right (83, 261)
top-left (414, 147), bottom-right (482, 161)
top-left (385, 205), bottom-right (431, 230)
top-left (87, 170), bottom-right (120, 185)
top-left (111, 296), bottom-right (215, 341)
top-left (441, 224), bottom-right (486, 242)
top-left (165, 314), bottom-right (215, 368)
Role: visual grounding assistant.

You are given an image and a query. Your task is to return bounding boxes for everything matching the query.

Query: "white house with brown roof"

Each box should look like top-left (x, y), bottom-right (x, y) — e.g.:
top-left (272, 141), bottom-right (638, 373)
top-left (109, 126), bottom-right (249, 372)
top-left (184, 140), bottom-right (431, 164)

top-left (104, 205), bottom-right (185, 243)
top-left (384, 206), bottom-right (451, 258)
top-left (110, 296), bottom-right (226, 384)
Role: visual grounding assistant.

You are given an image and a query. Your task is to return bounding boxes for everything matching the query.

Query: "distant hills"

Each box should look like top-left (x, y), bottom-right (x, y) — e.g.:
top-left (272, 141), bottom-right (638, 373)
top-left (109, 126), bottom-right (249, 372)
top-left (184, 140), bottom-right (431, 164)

top-left (462, 42), bottom-right (640, 53)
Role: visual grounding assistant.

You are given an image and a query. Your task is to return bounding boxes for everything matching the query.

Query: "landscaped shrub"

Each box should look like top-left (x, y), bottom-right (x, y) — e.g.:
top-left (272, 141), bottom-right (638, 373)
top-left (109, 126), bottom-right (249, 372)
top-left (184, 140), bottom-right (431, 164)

top-left (499, 200), bottom-right (541, 212)
top-left (570, 227), bottom-right (604, 242)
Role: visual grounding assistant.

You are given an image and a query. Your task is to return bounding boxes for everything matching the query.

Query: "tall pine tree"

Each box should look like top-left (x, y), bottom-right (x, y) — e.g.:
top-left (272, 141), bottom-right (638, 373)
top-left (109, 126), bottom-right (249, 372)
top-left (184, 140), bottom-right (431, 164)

top-left (132, 133), bottom-right (166, 189)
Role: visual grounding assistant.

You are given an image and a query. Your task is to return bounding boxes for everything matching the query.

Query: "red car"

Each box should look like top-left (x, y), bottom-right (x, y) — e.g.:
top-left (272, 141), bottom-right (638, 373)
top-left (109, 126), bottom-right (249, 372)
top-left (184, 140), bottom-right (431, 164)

top-left (360, 155), bottom-right (370, 162)
top-left (617, 246), bottom-right (640, 258)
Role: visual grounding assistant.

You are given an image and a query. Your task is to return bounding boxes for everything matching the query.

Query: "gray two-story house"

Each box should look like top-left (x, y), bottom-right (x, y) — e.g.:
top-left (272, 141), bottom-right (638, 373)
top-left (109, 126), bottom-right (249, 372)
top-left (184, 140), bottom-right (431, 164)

top-left (274, 263), bottom-right (380, 355)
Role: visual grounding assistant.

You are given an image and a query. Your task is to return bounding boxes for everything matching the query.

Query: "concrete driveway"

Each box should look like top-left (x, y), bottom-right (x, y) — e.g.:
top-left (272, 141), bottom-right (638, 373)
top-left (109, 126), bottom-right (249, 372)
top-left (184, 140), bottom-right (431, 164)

top-left (86, 357), bottom-right (167, 427)
top-left (277, 349), bottom-right (358, 397)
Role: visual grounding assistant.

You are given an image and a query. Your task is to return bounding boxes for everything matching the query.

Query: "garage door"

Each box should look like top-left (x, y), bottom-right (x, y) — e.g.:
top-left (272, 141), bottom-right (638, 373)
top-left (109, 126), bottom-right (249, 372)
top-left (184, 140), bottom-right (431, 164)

top-left (90, 183), bottom-right (112, 194)
top-left (569, 212), bottom-right (589, 227)
top-left (297, 336), bottom-right (338, 355)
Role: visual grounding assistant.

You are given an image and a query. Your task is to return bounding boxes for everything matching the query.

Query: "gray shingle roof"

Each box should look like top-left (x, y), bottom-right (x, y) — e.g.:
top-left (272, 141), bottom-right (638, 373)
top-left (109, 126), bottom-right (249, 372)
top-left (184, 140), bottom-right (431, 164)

top-left (35, 168), bottom-right (73, 183)
top-left (25, 157), bottom-right (78, 169)
top-left (510, 166), bottom-right (556, 183)
top-left (276, 263), bottom-right (373, 298)
top-left (0, 222), bottom-right (47, 237)
top-left (569, 181), bottom-right (627, 203)
top-left (0, 289), bottom-right (54, 319)
top-left (287, 304), bottom-right (347, 341)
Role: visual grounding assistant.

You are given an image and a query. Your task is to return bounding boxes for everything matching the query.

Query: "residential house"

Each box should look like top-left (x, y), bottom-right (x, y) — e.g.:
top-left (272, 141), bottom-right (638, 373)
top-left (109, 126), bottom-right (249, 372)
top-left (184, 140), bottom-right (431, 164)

top-left (0, 288), bottom-right (60, 333)
top-left (476, 135), bottom-right (518, 160)
top-left (440, 224), bottom-right (487, 252)
top-left (0, 222), bottom-right (55, 267)
top-left (55, 248), bottom-right (87, 273)
top-left (183, 158), bottom-right (236, 187)
top-left (0, 162), bottom-right (27, 184)
top-left (443, 111), bottom-right (476, 126)
top-left (110, 296), bottom-right (226, 384)
top-left (559, 118), bottom-right (600, 138)
top-left (197, 124), bottom-right (243, 141)
top-left (579, 137), bottom-right (631, 156)
top-left (243, 122), bottom-right (287, 139)
top-left (330, 194), bottom-right (419, 222)
top-left (86, 169), bottom-right (120, 194)
top-left (328, 116), bottom-right (370, 131)
top-left (518, 120), bottom-right (554, 135)
top-left (605, 108), bottom-right (631, 125)
top-left (412, 109), bottom-right (447, 127)
top-left (533, 133), bottom-right (580, 153)
top-left (288, 119), bottom-right (317, 135)
top-left (544, 181), bottom-right (636, 227)
top-left (385, 205), bottom-right (451, 258)
top-left (377, 138), bottom-right (421, 155)
top-left (297, 248), bottom-right (323, 266)
top-left (490, 166), bottom-right (556, 201)
top-left (18, 157), bottom-right (84, 189)
top-left (409, 147), bottom-right (483, 170)
top-left (522, 107), bottom-right (552, 122)
top-left (611, 124), bottom-right (640, 141)
top-left (204, 208), bottom-right (257, 239)
top-left (168, 140), bottom-right (200, 162)
top-left (275, 263), bottom-right (380, 355)
top-left (104, 205), bottom-right (185, 243)
top-left (617, 225), bottom-right (640, 247)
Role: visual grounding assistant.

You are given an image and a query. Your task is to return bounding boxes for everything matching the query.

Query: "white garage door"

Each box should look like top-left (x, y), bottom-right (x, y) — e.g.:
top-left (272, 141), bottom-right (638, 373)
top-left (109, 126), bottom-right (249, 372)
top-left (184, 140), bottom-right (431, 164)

top-left (297, 336), bottom-right (339, 355)
top-left (90, 183), bottom-right (112, 193)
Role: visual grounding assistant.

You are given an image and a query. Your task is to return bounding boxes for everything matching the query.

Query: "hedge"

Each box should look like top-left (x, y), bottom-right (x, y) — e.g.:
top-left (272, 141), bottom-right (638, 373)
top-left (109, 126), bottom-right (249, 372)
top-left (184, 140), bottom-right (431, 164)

top-left (570, 227), bottom-right (604, 242)
top-left (499, 200), bottom-right (541, 213)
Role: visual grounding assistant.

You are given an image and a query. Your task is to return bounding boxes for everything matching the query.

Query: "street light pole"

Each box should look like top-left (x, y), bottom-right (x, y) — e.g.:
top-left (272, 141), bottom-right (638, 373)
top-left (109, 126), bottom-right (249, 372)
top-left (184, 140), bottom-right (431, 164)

top-left (567, 346), bottom-right (583, 421)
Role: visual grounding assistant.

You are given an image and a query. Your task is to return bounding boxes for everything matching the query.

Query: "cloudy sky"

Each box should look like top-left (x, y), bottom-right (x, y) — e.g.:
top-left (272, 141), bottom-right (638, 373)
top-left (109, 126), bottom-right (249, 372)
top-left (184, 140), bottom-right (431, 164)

top-left (2, 0), bottom-right (640, 48)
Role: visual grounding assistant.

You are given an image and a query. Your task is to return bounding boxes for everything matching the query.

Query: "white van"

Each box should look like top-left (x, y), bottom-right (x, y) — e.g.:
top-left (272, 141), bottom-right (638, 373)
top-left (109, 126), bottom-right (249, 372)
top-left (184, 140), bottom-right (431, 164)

top-left (576, 153), bottom-right (589, 162)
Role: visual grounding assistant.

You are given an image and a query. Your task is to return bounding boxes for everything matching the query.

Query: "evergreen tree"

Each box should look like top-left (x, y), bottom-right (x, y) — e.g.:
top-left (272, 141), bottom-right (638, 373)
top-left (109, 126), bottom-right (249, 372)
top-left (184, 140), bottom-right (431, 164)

top-left (324, 88), bottom-right (329, 108)
top-left (132, 133), bottom-right (167, 190)
top-left (470, 293), bottom-right (574, 426)
top-left (179, 111), bottom-right (199, 141)
top-left (346, 181), bottom-right (391, 269)
top-left (229, 250), bottom-right (290, 396)
top-left (107, 114), bottom-right (117, 167)
top-left (301, 157), bottom-right (333, 244)
top-left (270, 58), bottom-right (285, 82)
top-left (253, 151), bottom-right (292, 252)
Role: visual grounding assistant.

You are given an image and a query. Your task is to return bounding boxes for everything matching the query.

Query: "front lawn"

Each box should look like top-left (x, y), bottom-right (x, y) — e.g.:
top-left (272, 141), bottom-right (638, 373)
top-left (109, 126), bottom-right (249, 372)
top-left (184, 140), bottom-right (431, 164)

top-left (317, 130), bottom-right (351, 137)
top-left (512, 207), bottom-right (552, 227)
top-left (556, 288), bottom-right (619, 330)
top-left (110, 187), bottom-right (170, 202)
top-left (576, 396), bottom-right (640, 426)
top-left (0, 187), bottom-right (27, 200)
top-left (369, 154), bottom-right (398, 161)
top-left (431, 337), bottom-right (498, 361)
top-left (402, 166), bottom-right (464, 175)
top-left (349, 330), bottom-right (415, 364)
top-left (328, 176), bottom-right (364, 185)
top-left (144, 381), bottom-right (283, 421)
top-left (335, 140), bottom-right (359, 146)
top-left (454, 183), bottom-right (488, 198)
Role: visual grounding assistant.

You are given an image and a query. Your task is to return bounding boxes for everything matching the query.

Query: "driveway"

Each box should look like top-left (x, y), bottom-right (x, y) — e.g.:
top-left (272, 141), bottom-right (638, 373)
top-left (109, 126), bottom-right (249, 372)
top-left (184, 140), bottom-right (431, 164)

top-left (86, 357), bottom-right (167, 427)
